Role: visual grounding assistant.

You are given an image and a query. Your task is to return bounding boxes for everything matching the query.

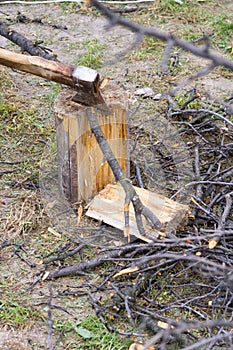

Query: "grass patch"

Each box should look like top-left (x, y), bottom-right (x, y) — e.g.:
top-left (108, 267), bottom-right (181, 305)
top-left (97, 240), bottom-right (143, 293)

top-left (59, 1), bottom-right (76, 13)
top-left (0, 98), bottom-right (54, 184)
top-left (127, 36), bottom-right (164, 62)
top-left (53, 315), bottom-right (133, 349)
top-left (74, 39), bottom-right (107, 69)
top-left (129, 0), bottom-right (232, 54)
top-left (174, 92), bottom-right (203, 109)
top-left (211, 14), bottom-right (233, 53)
top-left (0, 298), bottom-right (41, 327)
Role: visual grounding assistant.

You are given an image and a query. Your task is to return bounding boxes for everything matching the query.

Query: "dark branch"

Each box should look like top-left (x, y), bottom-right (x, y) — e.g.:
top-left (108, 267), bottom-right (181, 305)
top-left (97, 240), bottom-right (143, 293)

top-left (0, 20), bottom-right (57, 60)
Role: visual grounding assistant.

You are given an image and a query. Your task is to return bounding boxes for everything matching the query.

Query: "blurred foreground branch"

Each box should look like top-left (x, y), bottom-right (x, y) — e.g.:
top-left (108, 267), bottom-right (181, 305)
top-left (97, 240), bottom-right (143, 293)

top-left (91, 0), bottom-right (233, 74)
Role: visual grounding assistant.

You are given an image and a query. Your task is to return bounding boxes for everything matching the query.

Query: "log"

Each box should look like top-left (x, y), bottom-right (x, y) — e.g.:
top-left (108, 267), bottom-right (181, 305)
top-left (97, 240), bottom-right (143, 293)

top-left (86, 183), bottom-right (189, 242)
top-left (55, 90), bottom-right (128, 203)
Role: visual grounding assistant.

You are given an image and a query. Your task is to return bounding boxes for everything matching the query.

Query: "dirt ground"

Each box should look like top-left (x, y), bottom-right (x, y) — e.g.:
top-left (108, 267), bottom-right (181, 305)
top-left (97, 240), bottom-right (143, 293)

top-left (0, 1), bottom-right (233, 349)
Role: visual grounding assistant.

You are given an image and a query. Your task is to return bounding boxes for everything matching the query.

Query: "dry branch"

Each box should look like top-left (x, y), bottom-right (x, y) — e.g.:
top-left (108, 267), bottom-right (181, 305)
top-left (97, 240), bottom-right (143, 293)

top-left (86, 107), bottom-right (163, 240)
top-left (0, 20), bottom-right (57, 60)
top-left (46, 244), bottom-right (138, 279)
top-left (90, 0), bottom-right (233, 72)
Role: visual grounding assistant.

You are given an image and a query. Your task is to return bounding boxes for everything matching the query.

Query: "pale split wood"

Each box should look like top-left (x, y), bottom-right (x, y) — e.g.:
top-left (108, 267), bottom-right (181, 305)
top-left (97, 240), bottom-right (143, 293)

top-left (86, 183), bottom-right (189, 242)
top-left (54, 91), bottom-right (128, 202)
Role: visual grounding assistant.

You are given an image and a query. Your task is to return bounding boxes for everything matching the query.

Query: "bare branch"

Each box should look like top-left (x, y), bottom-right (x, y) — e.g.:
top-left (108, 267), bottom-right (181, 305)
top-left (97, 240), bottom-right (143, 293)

top-left (0, 21), bottom-right (57, 60)
top-left (86, 107), bottom-right (163, 240)
top-left (91, 0), bottom-right (233, 71)
top-left (170, 63), bottom-right (217, 95)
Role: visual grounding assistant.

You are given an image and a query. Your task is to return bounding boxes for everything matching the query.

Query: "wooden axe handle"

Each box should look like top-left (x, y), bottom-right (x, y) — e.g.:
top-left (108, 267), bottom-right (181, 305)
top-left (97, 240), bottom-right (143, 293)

top-left (0, 47), bottom-right (105, 105)
top-left (0, 47), bottom-right (75, 87)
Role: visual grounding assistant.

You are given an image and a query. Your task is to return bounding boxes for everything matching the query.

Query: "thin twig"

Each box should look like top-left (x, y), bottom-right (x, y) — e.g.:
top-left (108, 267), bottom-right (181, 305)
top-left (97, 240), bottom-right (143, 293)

top-left (47, 285), bottom-right (54, 350)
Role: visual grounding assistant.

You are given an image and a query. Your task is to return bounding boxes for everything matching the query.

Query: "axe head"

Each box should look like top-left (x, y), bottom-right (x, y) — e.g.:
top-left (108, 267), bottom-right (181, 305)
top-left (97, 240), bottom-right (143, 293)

top-left (72, 66), bottom-right (105, 106)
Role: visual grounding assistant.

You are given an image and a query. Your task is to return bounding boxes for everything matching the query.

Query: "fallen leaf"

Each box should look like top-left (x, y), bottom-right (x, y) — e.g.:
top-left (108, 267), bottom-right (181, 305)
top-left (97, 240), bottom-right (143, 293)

top-left (84, 0), bottom-right (91, 6)
top-left (48, 227), bottom-right (61, 238)
top-left (113, 266), bottom-right (139, 278)
top-left (158, 320), bottom-right (169, 329)
top-left (158, 321), bottom-right (174, 329)
top-left (77, 205), bottom-right (83, 224)
top-left (153, 93), bottom-right (162, 100)
top-left (74, 326), bottom-right (94, 338)
top-left (208, 239), bottom-right (218, 249)
top-left (135, 87), bottom-right (154, 97)
top-left (42, 271), bottom-right (50, 281)
top-left (158, 231), bottom-right (166, 238)
top-left (191, 197), bottom-right (198, 205)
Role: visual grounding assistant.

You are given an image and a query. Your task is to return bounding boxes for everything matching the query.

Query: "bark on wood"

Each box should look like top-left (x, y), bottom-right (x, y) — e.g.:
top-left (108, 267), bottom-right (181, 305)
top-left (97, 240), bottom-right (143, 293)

top-left (47, 244), bottom-right (137, 280)
top-left (0, 20), bottom-right (57, 60)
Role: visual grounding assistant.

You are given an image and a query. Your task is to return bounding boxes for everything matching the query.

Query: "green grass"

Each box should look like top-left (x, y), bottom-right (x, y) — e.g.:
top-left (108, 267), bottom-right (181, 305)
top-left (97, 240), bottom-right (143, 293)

top-left (211, 14), bottom-right (233, 53)
top-left (74, 39), bottom-right (107, 69)
top-left (59, 1), bottom-right (77, 13)
top-left (0, 298), bottom-right (42, 327)
top-left (127, 36), bottom-right (164, 62)
top-left (53, 315), bottom-right (133, 350)
top-left (174, 92), bottom-right (203, 109)
top-left (129, 0), bottom-right (232, 55)
top-left (0, 97), bottom-right (54, 185)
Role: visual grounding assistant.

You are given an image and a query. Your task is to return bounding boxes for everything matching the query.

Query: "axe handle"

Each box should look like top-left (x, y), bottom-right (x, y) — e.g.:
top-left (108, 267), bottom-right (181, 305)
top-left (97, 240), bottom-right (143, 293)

top-left (0, 47), bottom-right (75, 88)
top-left (0, 47), bottom-right (105, 105)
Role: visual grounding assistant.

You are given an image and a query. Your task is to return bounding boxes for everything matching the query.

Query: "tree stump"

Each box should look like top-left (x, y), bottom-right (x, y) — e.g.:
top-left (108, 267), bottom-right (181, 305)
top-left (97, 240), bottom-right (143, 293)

top-left (54, 90), bottom-right (128, 203)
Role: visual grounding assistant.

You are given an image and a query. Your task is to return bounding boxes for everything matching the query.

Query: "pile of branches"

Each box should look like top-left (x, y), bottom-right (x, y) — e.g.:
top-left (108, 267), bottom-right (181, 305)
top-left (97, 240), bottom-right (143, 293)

top-left (38, 94), bottom-right (232, 350)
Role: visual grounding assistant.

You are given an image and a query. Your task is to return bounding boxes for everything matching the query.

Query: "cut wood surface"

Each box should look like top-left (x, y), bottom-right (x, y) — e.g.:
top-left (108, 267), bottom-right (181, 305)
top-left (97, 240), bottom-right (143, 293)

top-left (86, 183), bottom-right (190, 242)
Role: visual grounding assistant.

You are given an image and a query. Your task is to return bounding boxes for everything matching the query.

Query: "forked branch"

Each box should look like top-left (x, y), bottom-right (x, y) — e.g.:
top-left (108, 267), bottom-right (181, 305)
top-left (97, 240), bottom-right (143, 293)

top-left (86, 107), bottom-right (163, 240)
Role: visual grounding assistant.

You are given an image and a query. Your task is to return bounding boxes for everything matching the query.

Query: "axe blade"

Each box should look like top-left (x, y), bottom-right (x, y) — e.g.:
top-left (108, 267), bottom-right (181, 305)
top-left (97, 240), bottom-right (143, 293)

top-left (71, 65), bottom-right (105, 106)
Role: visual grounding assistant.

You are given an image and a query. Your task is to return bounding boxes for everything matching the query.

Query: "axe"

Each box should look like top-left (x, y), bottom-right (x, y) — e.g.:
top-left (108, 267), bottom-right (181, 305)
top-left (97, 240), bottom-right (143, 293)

top-left (0, 47), bottom-right (105, 106)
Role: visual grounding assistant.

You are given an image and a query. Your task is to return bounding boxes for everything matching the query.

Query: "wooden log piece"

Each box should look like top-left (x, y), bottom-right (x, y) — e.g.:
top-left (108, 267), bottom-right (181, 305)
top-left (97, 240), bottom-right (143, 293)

top-left (55, 90), bottom-right (129, 203)
top-left (86, 183), bottom-right (190, 242)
